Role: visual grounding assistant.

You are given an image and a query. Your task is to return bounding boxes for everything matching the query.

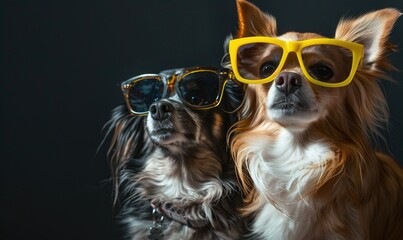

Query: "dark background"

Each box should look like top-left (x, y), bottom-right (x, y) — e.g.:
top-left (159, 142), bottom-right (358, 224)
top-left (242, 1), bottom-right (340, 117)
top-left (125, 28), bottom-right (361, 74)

top-left (1, 0), bottom-right (402, 239)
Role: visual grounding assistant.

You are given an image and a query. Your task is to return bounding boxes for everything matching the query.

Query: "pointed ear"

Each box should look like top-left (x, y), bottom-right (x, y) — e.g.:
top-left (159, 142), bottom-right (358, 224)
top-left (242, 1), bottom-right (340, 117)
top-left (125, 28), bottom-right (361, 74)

top-left (335, 8), bottom-right (401, 66)
top-left (236, 0), bottom-right (277, 38)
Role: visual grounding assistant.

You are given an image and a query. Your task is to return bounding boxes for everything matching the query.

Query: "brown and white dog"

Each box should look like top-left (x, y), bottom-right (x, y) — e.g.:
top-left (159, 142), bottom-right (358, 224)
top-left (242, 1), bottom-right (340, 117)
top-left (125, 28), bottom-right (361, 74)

top-left (228, 0), bottom-right (403, 239)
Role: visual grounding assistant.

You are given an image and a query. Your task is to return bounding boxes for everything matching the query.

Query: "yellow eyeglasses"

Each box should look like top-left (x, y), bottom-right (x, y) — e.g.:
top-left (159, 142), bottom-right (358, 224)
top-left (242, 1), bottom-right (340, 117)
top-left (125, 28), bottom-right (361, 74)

top-left (229, 37), bottom-right (364, 87)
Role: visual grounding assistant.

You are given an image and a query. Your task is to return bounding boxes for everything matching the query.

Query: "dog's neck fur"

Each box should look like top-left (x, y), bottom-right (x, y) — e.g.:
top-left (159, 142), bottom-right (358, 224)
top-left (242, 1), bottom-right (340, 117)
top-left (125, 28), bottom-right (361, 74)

top-left (132, 141), bottom-right (236, 230)
top-left (138, 147), bottom-right (229, 200)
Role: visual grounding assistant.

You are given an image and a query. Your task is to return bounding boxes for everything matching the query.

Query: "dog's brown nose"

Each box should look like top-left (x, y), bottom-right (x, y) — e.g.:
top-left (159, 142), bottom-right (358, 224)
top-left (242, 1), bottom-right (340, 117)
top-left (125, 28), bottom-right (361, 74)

top-left (149, 101), bottom-right (174, 120)
top-left (275, 72), bottom-right (302, 94)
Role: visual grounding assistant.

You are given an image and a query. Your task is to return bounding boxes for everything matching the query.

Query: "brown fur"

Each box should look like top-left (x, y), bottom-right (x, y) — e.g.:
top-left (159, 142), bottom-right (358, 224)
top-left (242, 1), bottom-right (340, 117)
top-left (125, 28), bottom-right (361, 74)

top-left (230, 1), bottom-right (403, 239)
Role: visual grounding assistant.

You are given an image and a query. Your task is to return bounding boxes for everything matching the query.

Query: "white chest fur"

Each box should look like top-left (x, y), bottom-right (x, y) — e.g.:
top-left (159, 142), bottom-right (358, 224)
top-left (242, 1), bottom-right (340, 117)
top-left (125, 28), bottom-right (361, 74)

top-left (139, 149), bottom-right (226, 203)
top-left (247, 129), bottom-right (337, 239)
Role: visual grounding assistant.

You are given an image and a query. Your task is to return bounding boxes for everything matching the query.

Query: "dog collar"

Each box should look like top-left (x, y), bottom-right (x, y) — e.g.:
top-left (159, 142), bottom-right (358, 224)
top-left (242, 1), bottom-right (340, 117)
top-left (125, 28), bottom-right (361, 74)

top-left (150, 201), bottom-right (209, 229)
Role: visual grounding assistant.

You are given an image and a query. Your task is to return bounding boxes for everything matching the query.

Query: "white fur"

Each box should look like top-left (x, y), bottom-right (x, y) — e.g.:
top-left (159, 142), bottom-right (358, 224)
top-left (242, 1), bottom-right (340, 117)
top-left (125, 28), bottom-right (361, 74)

top-left (139, 149), bottom-right (227, 203)
top-left (246, 128), bottom-right (342, 239)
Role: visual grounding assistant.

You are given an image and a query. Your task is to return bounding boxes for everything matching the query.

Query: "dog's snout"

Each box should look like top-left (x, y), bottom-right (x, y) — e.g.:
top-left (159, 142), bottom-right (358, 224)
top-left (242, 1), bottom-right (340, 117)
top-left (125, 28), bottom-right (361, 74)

top-left (150, 101), bottom-right (174, 120)
top-left (275, 72), bottom-right (302, 94)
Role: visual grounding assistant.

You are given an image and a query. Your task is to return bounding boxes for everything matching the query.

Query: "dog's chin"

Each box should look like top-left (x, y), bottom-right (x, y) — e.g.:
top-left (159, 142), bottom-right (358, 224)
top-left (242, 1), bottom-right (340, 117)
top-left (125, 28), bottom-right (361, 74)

top-left (267, 100), bottom-right (322, 132)
top-left (149, 129), bottom-right (187, 146)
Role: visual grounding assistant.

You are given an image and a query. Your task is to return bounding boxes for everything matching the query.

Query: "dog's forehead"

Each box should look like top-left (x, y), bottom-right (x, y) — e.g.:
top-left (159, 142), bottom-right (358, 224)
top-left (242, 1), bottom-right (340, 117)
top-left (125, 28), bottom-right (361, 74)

top-left (278, 32), bottom-right (325, 41)
top-left (160, 68), bottom-right (184, 76)
top-left (168, 93), bottom-right (181, 101)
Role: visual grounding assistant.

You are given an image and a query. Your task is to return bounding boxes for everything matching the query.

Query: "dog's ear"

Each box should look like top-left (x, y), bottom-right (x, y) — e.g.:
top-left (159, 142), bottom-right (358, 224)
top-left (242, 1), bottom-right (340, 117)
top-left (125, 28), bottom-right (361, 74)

top-left (106, 105), bottom-right (153, 171)
top-left (335, 8), bottom-right (401, 67)
top-left (104, 105), bottom-right (153, 206)
top-left (236, 0), bottom-right (277, 38)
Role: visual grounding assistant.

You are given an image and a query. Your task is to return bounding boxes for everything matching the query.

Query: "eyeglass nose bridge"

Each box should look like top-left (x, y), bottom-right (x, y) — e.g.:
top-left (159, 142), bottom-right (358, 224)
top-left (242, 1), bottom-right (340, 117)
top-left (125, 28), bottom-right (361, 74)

top-left (278, 42), bottom-right (303, 72)
top-left (166, 74), bottom-right (178, 96)
top-left (286, 41), bottom-right (300, 53)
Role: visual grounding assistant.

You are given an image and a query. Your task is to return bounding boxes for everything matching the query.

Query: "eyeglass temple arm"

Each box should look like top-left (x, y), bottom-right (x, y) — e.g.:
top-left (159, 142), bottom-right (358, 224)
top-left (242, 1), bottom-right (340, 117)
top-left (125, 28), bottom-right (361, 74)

top-left (220, 53), bottom-right (231, 67)
top-left (223, 67), bottom-right (246, 89)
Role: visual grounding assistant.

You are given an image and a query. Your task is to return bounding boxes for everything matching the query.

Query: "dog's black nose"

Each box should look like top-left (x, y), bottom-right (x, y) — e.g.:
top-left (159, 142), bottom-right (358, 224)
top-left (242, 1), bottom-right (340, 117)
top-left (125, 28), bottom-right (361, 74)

top-left (149, 101), bottom-right (174, 120)
top-left (275, 72), bottom-right (302, 94)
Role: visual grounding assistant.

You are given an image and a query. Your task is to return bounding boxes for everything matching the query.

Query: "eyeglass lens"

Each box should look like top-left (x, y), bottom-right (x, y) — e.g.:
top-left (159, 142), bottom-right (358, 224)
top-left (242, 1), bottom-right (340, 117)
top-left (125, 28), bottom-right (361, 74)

top-left (178, 71), bottom-right (220, 107)
top-left (129, 78), bottom-right (164, 113)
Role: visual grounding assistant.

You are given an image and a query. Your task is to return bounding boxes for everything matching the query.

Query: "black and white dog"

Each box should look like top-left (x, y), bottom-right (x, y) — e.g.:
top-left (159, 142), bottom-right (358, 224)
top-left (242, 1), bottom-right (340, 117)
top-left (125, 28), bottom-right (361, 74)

top-left (106, 67), bottom-right (245, 239)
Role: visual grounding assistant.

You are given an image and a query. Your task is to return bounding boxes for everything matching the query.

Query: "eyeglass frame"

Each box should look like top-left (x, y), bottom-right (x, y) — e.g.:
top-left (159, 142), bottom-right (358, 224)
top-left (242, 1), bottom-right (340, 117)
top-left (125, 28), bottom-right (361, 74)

top-left (121, 67), bottom-right (237, 116)
top-left (229, 36), bottom-right (364, 87)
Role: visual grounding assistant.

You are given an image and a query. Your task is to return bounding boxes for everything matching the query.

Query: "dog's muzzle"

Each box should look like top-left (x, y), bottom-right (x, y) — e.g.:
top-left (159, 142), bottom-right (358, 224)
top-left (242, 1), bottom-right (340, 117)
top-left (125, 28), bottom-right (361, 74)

top-left (275, 72), bottom-right (302, 95)
top-left (150, 101), bottom-right (174, 121)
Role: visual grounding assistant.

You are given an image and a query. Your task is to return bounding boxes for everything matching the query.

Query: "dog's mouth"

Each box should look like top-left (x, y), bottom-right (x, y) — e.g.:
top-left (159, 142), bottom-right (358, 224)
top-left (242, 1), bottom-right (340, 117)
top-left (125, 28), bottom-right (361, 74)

top-left (148, 122), bottom-right (193, 147)
top-left (151, 128), bottom-right (175, 140)
top-left (270, 95), bottom-right (308, 115)
top-left (267, 90), bottom-right (323, 132)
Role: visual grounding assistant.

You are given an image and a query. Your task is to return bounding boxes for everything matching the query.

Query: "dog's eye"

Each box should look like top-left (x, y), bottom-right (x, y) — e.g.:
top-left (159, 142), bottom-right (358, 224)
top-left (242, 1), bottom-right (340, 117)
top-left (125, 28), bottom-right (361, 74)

top-left (309, 64), bottom-right (334, 81)
top-left (260, 61), bottom-right (278, 78)
top-left (189, 96), bottom-right (205, 106)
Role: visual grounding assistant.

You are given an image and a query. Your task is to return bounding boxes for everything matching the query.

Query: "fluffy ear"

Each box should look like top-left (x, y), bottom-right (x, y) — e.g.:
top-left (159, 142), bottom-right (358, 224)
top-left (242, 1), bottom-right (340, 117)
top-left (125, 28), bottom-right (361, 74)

top-left (106, 105), bottom-right (153, 173)
top-left (236, 0), bottom-right (277, 38)
top-left (104, 105), bottom-right (153, 205)
top-left (335, 8), bottom-right (401, 67)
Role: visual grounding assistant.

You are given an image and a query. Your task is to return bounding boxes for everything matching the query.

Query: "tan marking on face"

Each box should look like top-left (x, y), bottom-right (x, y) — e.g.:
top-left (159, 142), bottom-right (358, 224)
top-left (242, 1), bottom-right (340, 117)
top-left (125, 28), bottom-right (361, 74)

top-left (213, 113), bottom-right (224, 139)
